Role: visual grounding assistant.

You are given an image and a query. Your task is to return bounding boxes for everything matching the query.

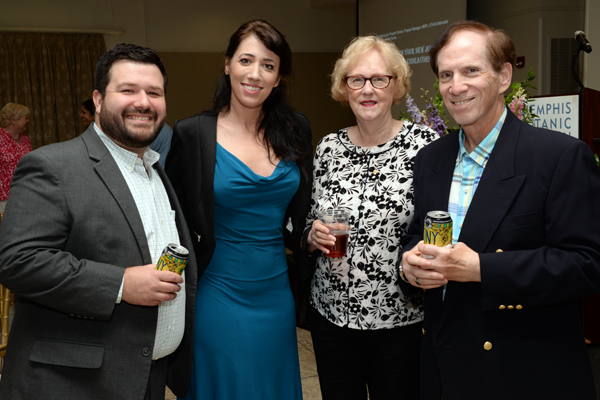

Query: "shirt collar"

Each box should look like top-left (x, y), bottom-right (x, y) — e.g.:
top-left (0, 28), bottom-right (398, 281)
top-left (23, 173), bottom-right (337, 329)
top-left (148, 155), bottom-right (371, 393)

top-left (93, 123), bottom-right (160, 171)
top-left (456, 107), bottom-right (508, 168)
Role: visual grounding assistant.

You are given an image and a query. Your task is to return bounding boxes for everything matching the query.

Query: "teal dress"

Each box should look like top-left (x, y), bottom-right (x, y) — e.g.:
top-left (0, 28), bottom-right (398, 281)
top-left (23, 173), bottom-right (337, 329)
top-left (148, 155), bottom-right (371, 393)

top-left (180, 143), bottom-right (303, 400)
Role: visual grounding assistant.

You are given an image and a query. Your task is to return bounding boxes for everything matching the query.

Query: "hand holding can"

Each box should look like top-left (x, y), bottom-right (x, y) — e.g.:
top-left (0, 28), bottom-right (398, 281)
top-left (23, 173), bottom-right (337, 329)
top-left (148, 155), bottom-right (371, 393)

top-left (155, 244), bottom-right (189, 275)
top-left (423, 211), bottom-right (453, 259)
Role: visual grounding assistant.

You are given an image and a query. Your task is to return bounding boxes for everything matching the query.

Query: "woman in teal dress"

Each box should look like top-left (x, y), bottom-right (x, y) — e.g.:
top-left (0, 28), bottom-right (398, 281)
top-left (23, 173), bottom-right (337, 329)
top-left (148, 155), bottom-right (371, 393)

top-left (166, 20), bottom-right (313, 399)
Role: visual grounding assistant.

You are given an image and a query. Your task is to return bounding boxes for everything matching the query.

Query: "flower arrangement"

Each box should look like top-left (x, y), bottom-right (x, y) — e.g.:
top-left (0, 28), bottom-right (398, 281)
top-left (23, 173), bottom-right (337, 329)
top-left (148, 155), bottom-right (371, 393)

top-left (401, 80), bottom-right (456, 137)
top-left (401, 68), bottom-right (538, 135)
top-left (504, 68), bottom-right (538, 124)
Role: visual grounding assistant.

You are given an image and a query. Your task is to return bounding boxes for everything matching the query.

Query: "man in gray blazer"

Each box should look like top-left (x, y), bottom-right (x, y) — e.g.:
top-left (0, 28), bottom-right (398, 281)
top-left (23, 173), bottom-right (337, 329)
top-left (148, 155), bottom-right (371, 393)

top-left (0, 44), bottom-right (197, 400)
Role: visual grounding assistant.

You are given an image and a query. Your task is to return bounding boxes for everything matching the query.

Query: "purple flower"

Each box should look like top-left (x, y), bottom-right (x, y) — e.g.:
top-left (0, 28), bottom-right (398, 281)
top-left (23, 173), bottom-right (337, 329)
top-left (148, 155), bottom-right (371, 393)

top-left (404, 93), bottom-right (449, 136)
top-left (426, 101), bottom-right (448, 136)
top-left (405, 95), bottom-right (424, 124)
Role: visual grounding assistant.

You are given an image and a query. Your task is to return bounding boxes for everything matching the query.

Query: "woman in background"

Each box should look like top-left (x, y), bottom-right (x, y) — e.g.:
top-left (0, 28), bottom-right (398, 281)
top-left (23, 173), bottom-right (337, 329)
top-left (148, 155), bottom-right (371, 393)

top-left (80, 98), bottom-right (95, 127)
top-left (304, 36), bottom-right (438, 400)
top-left (0, 103), bottom-right (33, 213)
top-left (166, 20), bottom-right (312, 400)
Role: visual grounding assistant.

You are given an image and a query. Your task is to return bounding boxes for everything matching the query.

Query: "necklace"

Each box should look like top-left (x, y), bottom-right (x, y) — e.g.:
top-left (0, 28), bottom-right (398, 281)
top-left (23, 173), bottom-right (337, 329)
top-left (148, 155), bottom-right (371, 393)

top-left (356, 125), bottom-right (393, 147)
top-left (355, 125), bottom-right (397, 176)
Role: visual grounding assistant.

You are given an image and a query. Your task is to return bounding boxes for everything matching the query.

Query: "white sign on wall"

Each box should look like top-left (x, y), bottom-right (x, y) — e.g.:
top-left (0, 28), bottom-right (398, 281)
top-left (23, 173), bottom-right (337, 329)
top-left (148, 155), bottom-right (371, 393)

top-left (530, 94), bottom-right (579, 138)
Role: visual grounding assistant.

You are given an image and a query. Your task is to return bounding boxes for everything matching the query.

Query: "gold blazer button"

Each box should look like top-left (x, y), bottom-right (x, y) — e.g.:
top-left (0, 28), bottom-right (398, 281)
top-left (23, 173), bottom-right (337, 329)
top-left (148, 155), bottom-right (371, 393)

top-left (499, 305), bottom-right (506, 310)
top-left (516, 305), bottom-right (523, 310)
top-left (496, 249), bottom-right (503, 252)
top-left (508, 305), bottom-right (514, 310)
top-left (422, 328), bottom-right (426, 335)
top-left (484, 341), bottom-right (493, 351)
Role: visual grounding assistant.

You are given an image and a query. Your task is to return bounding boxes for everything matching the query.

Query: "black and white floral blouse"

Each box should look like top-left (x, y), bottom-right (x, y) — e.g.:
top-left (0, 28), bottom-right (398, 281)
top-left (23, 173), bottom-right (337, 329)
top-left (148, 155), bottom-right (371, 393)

top-left (306, 121), bottom-right (438, 329)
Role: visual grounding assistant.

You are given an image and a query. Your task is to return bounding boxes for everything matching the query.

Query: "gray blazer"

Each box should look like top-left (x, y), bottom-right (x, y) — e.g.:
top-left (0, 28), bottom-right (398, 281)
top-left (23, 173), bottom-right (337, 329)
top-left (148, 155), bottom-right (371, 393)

top-left (0, 125), bottom-right (197, 399)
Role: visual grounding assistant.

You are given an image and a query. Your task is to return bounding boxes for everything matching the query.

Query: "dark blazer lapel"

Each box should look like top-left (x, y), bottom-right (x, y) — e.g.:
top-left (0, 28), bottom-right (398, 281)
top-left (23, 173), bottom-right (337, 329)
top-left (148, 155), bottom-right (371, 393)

top-left (196, 115), bottom-right (217, 230)
top-left (420, 132), bottom-right (458, 212)
top-left (440, 111), bottom-right (526, 324)
top-left (459, 111), bottom-right (526, 252)
top-left (81, 126), bottom-right (152, 264)
top-left (420, 132), bottom-right (460, 309)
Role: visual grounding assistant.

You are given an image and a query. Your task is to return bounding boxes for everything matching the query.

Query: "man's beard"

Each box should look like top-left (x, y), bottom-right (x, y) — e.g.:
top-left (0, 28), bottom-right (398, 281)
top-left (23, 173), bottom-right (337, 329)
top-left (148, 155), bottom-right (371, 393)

top-left (99, 106), bottom-right (164, 149)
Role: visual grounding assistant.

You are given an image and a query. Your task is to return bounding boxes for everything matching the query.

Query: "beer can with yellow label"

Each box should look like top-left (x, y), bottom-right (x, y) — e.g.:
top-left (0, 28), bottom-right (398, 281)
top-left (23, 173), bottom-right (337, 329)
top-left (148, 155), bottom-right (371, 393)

top-left (424, 211), bottom-right (453, 247)
top-left (155, 244), bottom-right (189, 275)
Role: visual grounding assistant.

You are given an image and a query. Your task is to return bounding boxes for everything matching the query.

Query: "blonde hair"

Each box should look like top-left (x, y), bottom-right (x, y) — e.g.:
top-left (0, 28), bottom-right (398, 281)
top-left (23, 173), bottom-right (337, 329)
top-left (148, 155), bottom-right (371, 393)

top-left (1, 103), bottom-right (30, 128)
top-left (331, 36), bottom-right (411, 105)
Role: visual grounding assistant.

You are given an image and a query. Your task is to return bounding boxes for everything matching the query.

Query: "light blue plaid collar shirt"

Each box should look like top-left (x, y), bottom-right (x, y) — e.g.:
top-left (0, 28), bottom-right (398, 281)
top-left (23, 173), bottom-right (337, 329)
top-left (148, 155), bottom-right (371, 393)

top-left (448, 108), bottom-right (507, 244)
top-left (94, 124), bottom-right (185, 360)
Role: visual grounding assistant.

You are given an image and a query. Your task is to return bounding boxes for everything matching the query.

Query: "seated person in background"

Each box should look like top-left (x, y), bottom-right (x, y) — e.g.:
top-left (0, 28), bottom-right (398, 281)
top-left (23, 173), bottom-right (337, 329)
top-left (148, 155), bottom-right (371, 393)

top-left (80, 98), bottom-right (95, 128)
top-left (0, 102), bottom-right (32, 213)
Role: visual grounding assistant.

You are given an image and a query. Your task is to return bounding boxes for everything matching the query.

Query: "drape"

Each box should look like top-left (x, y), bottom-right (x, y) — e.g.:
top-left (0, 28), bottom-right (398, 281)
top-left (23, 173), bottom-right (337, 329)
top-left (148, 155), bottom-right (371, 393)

top-left (0, 33), bottom-right (106, 149)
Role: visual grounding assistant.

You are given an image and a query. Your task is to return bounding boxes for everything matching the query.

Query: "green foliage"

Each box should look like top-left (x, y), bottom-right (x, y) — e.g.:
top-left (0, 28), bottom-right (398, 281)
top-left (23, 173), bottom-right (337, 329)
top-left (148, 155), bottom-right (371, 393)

top-left (504, 68), bottom-right (538, 124)
top-left (431, 80), bottom-right (458, 132)
top-left (504, 68), bottom-right (538, 107)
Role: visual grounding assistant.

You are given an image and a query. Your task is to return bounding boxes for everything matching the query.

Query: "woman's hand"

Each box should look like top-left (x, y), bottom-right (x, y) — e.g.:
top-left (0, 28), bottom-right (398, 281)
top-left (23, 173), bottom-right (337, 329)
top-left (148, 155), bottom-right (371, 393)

top-left (306, 219), bottom-right (335, 255)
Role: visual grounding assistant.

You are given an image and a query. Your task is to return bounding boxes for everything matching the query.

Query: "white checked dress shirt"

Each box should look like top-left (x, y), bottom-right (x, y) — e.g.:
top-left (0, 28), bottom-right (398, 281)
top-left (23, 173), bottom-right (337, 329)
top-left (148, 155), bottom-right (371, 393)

top-left (95, 124), bottom-right (185, 360)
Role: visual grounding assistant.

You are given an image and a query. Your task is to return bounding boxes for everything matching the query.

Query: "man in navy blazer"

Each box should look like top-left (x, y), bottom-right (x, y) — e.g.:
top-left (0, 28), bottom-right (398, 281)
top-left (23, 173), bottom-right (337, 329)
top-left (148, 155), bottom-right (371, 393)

top-left (400, 21), bottom-right (600, 399)
top-left (0, 44), bottom-right (196, 399)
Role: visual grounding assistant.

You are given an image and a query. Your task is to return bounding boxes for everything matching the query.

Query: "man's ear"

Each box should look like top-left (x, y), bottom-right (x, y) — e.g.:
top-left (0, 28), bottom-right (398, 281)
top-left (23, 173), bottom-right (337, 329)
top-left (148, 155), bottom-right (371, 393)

top-left (499, 62), bottom-right (513, 94)
top-left (92, 91), bottom-right (102, 113)
top-left (92, 90), bottom-right (102, 124)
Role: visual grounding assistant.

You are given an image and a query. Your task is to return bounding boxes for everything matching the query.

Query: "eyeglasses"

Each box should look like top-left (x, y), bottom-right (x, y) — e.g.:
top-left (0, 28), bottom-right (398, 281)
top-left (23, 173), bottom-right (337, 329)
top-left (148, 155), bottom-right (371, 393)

top-left (345, 75), bottom-right (395, 90)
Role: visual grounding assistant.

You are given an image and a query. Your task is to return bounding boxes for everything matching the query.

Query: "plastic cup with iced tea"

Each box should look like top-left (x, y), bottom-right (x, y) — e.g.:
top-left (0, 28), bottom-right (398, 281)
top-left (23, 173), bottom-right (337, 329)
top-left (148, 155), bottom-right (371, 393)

top-left (318, 209), bottom-right (350, 258)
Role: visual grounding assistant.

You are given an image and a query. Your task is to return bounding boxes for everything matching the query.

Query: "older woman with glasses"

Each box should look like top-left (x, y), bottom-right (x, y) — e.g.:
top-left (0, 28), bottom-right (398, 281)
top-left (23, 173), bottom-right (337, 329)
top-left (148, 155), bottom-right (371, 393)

top-left (303, 36), bottom-right (438, 400)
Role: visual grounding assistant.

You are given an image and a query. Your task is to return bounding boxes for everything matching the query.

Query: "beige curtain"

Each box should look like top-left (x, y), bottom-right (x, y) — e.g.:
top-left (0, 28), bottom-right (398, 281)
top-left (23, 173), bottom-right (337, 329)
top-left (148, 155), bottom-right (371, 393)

top-left (0, 33), bottom-right (106, 149)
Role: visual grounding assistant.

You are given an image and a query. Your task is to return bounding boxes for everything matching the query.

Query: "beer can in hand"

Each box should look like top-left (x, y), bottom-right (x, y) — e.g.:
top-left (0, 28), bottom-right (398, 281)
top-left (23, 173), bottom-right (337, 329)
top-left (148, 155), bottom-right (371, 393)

top-left (155, 243), bottom-right (189, 275)
top-left (423, 211), bottom-right (453, 259)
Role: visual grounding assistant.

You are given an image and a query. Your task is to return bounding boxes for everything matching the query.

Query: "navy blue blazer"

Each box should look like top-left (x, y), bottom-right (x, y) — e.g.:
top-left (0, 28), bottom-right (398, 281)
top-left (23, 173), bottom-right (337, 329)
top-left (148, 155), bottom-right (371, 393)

top-left (401, 109), bottom-right (600, 400)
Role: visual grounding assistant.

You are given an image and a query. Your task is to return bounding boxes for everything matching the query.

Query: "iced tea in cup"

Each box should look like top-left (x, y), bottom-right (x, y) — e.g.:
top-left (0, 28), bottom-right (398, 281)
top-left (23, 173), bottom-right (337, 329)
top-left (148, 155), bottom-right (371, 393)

top-left (318, 209), bottom-right (350, 258)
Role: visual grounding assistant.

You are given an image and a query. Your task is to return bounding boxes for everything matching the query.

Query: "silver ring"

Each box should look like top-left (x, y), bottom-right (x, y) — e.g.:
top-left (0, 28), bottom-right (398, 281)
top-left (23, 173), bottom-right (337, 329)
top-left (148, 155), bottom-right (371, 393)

top-left (415, 276), bottom-right (420, 286)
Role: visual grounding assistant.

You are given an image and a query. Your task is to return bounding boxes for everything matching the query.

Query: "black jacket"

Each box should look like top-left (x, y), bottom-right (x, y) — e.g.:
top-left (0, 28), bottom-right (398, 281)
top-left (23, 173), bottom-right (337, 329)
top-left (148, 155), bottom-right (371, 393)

top-left (166, 112), bottom-right (313, 283)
